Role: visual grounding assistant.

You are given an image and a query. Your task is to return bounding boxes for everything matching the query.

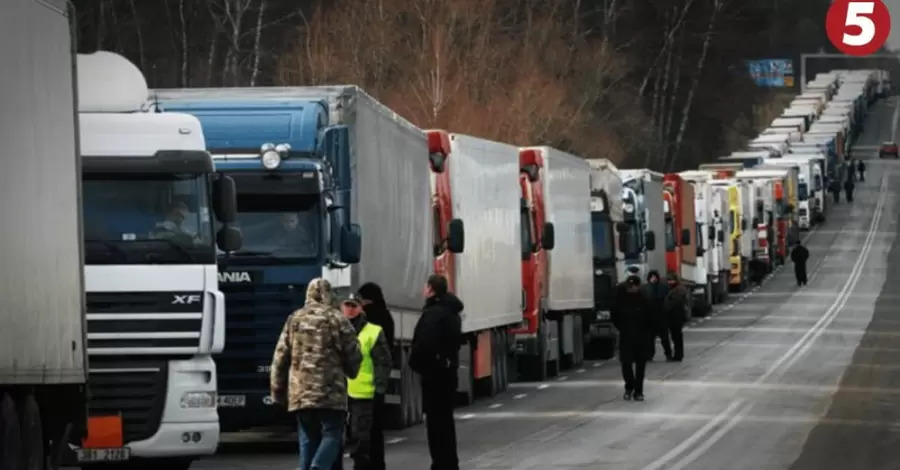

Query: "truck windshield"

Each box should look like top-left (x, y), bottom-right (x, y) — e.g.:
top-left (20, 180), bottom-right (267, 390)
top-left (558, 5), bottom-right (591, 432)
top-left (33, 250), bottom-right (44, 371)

top-left (83, 172), bottom-right (214, 265)
top-left (226, 193), bottom-right (322, 263)
top-left (590, 213), bottom-right (614, 263)
top-left (798, 182), bottom-right (809, 200)
top-left (665, 218), bottom-right (677, 251)
top-left (622, 220), bottom-right (642, 259)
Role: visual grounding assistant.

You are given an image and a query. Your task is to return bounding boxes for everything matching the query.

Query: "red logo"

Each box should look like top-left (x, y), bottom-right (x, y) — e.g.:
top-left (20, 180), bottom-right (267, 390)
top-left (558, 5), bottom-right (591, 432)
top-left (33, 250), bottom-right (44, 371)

top-left (826, 0), bottom-right (891, 56)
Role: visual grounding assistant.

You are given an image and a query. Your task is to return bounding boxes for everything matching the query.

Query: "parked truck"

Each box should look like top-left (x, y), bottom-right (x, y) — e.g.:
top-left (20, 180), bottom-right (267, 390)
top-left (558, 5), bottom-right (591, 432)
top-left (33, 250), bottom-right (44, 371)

top-left (0, 2), bottom-right (88, 468)
top-left (155, 86), bottom-right (447, 430)
top-left (75, 52), bottom-right (241, 469)
top-left (678, 171), bottom-right (730, 309)
top-left (736, 169), bottom-right (790, 265)
top-left (758, 161), bottom-right (800, 245)
top-left (514, 147), bottom-right (591, 379)
top-left (512, 149), bottom-right (555, 381)
top-left (425, 130), bottom-right (520, 403)
top-left (619, 170), bottom-right (665, 280)
top-left (765, 158), bottom-right (819, 229)
top-left (586, 159), bottom-right (624, 357)
top-left (662, 174), bottom-right (700, 310)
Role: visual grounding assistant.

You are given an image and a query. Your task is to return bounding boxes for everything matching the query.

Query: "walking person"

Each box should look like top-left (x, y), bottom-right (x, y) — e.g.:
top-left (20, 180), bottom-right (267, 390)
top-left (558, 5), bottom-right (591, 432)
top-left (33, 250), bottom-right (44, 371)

top-left (642, 270), bottom-right (671, 361)
top-left (829, 179), bottom-right (841, 204)
top-left (664, 272), bottom-right (690, 362)
top-left (355, 283), bottom-right (394, 470)
top-left (270, 278), bottom-right (362, 470)
top-left (409, 274), bottom-right (464, 470)
top-left (791, 240), bottom-right (810, 287)
top-left (857, 159), bottom-right (866, 182)
top-left (844, 177), bottom-right (855, 203)
top-left (340, 293), bottom-right (392, 470)
top-left (612, 275), bottom-right (651, 401)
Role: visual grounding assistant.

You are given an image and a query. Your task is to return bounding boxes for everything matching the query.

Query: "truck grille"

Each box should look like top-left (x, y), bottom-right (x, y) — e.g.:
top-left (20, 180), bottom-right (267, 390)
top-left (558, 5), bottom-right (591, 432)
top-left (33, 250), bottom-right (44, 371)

top-left (88, 356), bottom-right (167, 443)
top-left (86, 292), bottom-right (204, 353)
top-left (593, 272), bottom-right (615, 311)
top-left (218, 283), bottom-right (305, 392)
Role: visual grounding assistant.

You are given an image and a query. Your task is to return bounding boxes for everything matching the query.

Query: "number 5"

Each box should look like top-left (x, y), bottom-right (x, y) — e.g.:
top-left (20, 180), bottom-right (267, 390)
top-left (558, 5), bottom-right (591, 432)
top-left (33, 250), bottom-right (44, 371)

top-left (844, 1), bottom-right (876, 46)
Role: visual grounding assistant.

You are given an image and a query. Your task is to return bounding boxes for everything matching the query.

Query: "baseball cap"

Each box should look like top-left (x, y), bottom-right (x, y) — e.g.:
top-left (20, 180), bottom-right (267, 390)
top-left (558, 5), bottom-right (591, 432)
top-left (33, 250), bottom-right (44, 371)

top-left (342, 293), bottom-right (363, 306)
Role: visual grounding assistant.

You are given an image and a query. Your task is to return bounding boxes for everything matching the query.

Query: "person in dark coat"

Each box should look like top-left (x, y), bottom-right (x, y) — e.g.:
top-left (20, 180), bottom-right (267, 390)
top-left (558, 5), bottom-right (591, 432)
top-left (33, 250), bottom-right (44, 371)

top-left (408, 274), bottom-right (463, 470)
top-left (829, 179), bottom-right (841, 203)
top-left (354, 283), bottom-right (395, 470)
top-left (664, 272), bottom-right (690, 361)
top-left (612, 275), bottom-right (651, 401)
top-left (844, 177), bottom-right (855, 202)
top-left (857, 160), bottom-right (866, 182)
top-left (642, 270), bottom-right (671, 361)
top-left (790, 240), bottom-right (810, 287)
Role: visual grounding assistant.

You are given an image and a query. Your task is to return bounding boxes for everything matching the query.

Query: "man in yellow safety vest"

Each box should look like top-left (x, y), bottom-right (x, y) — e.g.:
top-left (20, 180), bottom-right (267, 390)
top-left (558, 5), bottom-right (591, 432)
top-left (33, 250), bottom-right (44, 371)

top-left (340, 293), bottom-right (392, 470)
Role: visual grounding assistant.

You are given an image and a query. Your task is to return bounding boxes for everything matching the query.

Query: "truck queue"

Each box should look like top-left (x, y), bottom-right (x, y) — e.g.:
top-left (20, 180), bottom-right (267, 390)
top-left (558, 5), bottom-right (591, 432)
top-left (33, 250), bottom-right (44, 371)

top-left (0, 17), bottom-right (890, 468)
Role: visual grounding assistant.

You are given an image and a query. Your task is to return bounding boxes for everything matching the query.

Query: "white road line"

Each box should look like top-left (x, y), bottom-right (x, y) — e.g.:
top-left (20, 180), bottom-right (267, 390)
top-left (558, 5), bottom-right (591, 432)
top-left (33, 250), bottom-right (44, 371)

top-left (385, 437), bottom-right (406, 444)
top-left (537, 384), bottom-right (550, 390)
top-left (557, 375), bottom-right (568, 381)
top-left (513, 393), bottom-right (527, 399)
top-left (488, 403), bottom-right (503, 409)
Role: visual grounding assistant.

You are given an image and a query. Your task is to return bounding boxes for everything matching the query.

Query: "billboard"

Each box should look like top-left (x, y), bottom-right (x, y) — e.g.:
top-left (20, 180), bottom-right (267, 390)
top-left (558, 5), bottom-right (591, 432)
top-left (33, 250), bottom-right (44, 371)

top-left (747, 59), bottom-right (795, 87)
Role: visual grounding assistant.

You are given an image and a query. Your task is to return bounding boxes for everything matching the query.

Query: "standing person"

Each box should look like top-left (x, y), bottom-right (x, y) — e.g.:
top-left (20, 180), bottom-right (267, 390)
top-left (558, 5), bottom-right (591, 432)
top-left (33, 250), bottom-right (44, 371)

top-left (858, 159), bottom-right (866, 182)
top-left (355, 282), bottom-right (394, 470)
top-left (612, 275), bottom-right (651, 401)
top-left (409, 274), bottom-right (464, 470)
top-left (664, 272), bottom-right (690, 362)
top-left (642, 270), bottom-right (671, 361)
top-left (341, 293), bottom-right (392, 470)
top-left (790, 240), bottom-right (810, 287)
top-left (829, 179), bottom-right (841, 204)
top-left (270, 278), bottom-right (362, 470)
top-left (844, 177), bottom-right (855, 203)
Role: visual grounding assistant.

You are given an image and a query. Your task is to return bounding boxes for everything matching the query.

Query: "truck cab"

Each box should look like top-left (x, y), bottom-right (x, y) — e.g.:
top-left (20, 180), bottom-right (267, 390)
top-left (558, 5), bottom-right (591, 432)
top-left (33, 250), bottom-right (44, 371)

top-left (587, 158), bottom-right (624, 355)
top-left (74, 52), bottom-right (240, 468)
top-left (152, 90), bottom-right (361, 432)
top-left (708, 180), bottom-right (747, 291)
top-left (618, 170), bottom-right (664, 281)
top-left (678, 171), bottom-right (728, 311)
top-left (662, 174), bottom-right (697, 294)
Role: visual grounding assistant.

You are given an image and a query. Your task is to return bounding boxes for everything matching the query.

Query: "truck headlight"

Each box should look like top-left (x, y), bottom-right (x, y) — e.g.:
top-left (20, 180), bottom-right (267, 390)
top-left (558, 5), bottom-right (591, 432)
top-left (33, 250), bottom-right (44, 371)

top-left (181, 391), bottom-right (216, 409)
top-left (262, 150), bottom-right (281, 170)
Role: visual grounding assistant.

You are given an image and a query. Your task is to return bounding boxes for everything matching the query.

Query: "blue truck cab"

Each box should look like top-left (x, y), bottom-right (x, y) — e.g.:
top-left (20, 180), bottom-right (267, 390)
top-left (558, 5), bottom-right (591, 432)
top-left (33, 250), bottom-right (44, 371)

top-left (155, 96), bottom-right (361, 431)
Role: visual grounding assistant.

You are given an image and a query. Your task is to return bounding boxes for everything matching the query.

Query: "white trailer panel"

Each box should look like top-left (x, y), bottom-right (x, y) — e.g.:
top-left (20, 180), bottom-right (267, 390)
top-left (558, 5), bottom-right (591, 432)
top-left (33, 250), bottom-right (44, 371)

top-left (0, 0), bottom-right (86, 384)
top-left (448, 134), bottom-right (522, 332)
top-left (531, 147), bottom-right (592, 311)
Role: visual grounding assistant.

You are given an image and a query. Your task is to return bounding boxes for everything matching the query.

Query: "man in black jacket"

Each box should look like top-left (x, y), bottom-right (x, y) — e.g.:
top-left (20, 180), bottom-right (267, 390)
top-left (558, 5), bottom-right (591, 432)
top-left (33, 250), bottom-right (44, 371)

top-left (791, 240), bottom-right (810, 287)
top-left (612, 275), bottom-right (651, 401)
top-left (643, 270), bottom-right (671, 361)
top-left (408, 274), bottom-right (463, 470)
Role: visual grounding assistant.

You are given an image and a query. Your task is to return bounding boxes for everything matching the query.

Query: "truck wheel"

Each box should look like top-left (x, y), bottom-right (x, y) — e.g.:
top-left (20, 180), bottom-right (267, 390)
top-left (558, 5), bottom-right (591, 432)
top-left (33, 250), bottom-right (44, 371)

top-left (20, 395), bottom-right (43, 470)
top-left (498, 330), bottom-right (510, 392)
top-left (0, 394), bottom-right (22, 470)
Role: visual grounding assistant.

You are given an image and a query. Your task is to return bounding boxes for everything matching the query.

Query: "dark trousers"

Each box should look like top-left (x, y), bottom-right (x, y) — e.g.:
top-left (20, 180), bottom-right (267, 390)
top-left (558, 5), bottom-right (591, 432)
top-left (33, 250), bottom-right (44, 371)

top-left (845, 188), bottom-right (854, 202)
top-left (619, 341), bottom-right (647, 395)
top-left (668, 323), bottom-right (684, 360)
top-left (649, 327), bottom-right (672, 360)
top-left (423, 372), bottom-right (459, 470)
top-left (794, 265), bottom-right (807, 286)
top-left (333, 397), bottom-right (386, 470)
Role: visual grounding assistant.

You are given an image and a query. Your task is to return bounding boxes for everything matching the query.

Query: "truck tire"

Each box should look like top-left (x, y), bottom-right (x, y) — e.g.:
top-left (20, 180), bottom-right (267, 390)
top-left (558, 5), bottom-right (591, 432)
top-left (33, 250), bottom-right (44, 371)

top-left (498, 329), bottom-right (510, 392)
top-left (0, 393), bottom-right (22, 470)
top-left (20, 395), bottom-right (43, 470)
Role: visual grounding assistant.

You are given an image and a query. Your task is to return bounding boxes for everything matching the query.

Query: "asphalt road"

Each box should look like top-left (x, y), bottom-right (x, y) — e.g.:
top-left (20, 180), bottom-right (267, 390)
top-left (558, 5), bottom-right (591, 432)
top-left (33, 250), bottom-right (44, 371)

top-left (185, 98), bottom-right (900, 469)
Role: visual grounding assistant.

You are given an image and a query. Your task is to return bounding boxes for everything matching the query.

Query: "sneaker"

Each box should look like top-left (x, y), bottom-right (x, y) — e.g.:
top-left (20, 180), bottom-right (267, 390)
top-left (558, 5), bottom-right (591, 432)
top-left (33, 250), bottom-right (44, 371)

top-left (633, 394), bottom-right (645, 401)
top-left (623, 391), bottom-right (633, 400)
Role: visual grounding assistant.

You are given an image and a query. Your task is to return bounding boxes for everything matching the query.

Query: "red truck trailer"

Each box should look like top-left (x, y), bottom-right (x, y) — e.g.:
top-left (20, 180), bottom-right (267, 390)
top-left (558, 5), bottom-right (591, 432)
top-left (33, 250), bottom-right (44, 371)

top-left (663, 174), bottom-right (698, 290)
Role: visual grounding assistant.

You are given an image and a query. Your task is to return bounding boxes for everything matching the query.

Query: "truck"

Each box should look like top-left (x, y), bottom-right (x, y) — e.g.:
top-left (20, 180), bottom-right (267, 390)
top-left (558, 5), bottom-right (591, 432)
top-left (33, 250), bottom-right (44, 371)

top-left (764, 157), bottom-right (819, 229)
top-left (770, 117), bottom-right (808, 133)
top-left (512, 149), bottom-right (555, 381)
top-left (708, 180), bottom-right (749, 291)
top-left (738, 175), bottom-right (778, 272)
top-left (425, 130), bottom-right (520, 403)
top-left (0, 2), bottom-right (88, 468)
top-left (154, 86), bottom-right (440, 430)
top-left (586, 159), bottom-right (624, 357)
top-left (678, 171), bottom-right (730, 308)
top-left (75, 52), bottom-right (241, 469)
top-left (618, 170), bottom-right (665, 280)
top-left (515, 147), bottom-right (591, 380)
top-left (662, 175), bottom-right (700, 311)
top-left (736, 169), bottom-right (790, 265)
top-left (758, 161), bottom-right (800, 245)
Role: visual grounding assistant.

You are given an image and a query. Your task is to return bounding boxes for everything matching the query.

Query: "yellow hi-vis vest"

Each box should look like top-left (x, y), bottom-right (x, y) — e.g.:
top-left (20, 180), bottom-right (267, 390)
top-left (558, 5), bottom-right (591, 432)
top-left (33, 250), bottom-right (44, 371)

top-left (348, 322), bottom-right (383, 399)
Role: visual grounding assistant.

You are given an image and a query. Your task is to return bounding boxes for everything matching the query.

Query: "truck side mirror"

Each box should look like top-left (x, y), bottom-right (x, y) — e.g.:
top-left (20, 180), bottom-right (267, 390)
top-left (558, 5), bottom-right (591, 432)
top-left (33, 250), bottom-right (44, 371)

top-left (741, 218), bottom-right (748, 230)
top-left (644, 231), bottom-right (656, 251)
top-left (216, 226), bottom-right (243, 252)
top-left (717, 230), bottom-right (725, 243)
top-left (339, 223), bottom-right (362, 264)
top-left (447, 218), bottom-right (465, 253)
top-left (212, 175), bottom-right (237, 223)
top-left (707, 226), bottom-right (715, 240)
top-left (680, 228), bottom-right (690, 245)
top-left (542, 222), bottom-right (555, 250)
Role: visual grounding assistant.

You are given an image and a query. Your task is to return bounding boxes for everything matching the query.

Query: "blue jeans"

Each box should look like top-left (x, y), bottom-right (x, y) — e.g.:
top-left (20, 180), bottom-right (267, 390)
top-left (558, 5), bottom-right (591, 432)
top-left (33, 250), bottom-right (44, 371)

top-left (297, 409), bottom-right (346, 470)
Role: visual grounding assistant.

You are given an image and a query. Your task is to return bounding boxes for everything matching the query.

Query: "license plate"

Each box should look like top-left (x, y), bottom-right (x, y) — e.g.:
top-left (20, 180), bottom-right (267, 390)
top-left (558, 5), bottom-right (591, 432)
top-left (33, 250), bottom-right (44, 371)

top-left (77, 447), bottom-right (131, 462)
top-left (217, 394), bottom-right (247, 408)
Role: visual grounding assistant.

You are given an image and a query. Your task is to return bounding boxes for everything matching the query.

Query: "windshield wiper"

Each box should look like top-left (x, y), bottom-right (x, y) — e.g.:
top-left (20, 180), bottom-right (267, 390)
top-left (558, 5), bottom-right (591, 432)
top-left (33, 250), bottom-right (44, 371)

top-left (229, 250), bottom-right (274, 257)
top-left (85, 240), bottom-right (129, 261)
top-left (148, 239), bottom-right (195, 261)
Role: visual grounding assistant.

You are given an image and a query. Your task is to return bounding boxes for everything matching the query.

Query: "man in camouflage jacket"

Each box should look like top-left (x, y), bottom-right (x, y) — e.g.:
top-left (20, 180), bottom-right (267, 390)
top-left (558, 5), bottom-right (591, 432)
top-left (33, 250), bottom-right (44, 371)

top-left (270, 278), bottom-right (362, 470)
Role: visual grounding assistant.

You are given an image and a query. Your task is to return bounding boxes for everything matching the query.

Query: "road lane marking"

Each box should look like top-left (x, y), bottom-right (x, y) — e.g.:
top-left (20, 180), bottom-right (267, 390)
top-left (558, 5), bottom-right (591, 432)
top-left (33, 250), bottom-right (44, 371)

top-left (513, 393), bottom-right (527, 399)
top-left (509, 379), bottom-right (900, 395)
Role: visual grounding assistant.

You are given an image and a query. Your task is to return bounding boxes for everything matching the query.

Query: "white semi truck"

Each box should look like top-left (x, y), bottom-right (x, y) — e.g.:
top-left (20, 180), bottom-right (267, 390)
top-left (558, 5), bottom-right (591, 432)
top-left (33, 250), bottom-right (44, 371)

top-left (0, 1), bottom-right (88, 468)
top-left (618, 170), bottom-right (665, 280)
top-left (73, 52), bottom-right (240, 468)
top-left (678, 171), bottom-right (730, 305)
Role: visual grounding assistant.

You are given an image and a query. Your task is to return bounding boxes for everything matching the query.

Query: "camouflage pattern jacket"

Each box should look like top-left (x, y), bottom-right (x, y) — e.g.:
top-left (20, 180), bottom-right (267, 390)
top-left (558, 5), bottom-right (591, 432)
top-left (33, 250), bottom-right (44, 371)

top-left (270, 278), bottom-right (362, 411)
